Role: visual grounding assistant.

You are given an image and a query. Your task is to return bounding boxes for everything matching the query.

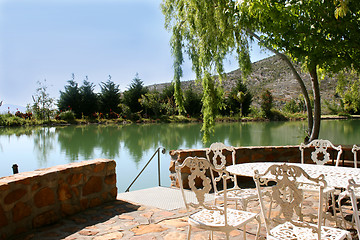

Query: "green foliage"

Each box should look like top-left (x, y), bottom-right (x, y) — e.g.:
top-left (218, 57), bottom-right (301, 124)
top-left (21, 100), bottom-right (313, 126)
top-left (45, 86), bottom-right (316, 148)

top-left (283, 99), bottom-right (301, 114)
top-left (260, 89), bottom-right (273, 119)
top-left (162, 0), bottom-right (252, 141)
top-left (58, 74), bottom-right (82, 117)
top-left (139, 91), bottom-right (163, 118)
top-left (222, 79), bottom-right (252, 117)
top-left (336, 70), bottom-right (360, 114)
top-left (201, 72), bottom-right (222, 143)
top-left (123, 74), bottom-right (148, 113)
top-left (0, 114), bottom-right (26, 126)
top-left (79, 77), bottom-right (98, 117)
top-left (183, 85), bottom-right (202, 117)
top-left (58, 110), bottom-right (76, 122)
top-left (99, 76), bottom-right (121, 114)
top-left (31, 79), bottom-right (55, 121)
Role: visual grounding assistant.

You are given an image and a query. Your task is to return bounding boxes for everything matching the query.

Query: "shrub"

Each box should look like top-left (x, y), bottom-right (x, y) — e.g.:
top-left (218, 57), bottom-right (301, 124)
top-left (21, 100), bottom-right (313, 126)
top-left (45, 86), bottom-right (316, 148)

top-left (58, 110), bottom-right (76, 122)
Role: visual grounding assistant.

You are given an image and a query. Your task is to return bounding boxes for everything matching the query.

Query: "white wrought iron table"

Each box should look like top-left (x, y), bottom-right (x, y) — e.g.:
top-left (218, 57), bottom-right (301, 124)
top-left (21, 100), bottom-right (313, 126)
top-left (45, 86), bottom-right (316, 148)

top-left (227, 162), bottom-right (360, 189)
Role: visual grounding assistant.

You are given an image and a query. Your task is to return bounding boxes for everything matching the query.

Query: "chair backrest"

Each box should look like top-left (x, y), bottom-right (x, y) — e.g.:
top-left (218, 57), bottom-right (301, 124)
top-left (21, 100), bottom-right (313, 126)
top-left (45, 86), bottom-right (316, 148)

top-left (347, 178), bottom-right (360, 240)
top-left (299, 139), bottom-right (342, 166)
top-left (206, 142), bottom-right (238, 193)
top-left (253, 163), bottom-right (327, 239)
top-left (175, 156), bottom-right (230, 218)
top-left (352, 145), bottom-right (360, 168)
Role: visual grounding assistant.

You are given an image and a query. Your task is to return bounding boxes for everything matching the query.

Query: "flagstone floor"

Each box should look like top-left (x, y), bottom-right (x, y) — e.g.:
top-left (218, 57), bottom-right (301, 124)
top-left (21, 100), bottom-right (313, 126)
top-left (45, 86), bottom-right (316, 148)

top-left (11, 189), bottom-right (358, 240)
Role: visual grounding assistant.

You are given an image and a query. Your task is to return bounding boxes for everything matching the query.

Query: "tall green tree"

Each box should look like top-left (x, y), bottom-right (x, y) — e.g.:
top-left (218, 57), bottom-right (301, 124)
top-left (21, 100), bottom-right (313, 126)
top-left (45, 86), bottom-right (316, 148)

top-left (336, 70), bottom-right (360, 114)
top-left (162, 0), bottom-right (360, 142)
top-left (99, 75), bottom-right (121, 114)
top-left (31, 79), bottom-right (55, 121)
top-left (58, 74), bottom-right (82, 117)
top-left (123, 73), bottom-right (148, 114)
top-left (79, 76), bottom-right (98, 117)
top-left (224, 79), bottom-right (252, 117)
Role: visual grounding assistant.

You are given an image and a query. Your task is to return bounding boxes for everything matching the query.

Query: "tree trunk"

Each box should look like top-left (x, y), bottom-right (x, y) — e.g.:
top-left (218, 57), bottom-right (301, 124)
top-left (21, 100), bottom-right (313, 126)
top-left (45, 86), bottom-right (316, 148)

top-left (246, 30), bottom-right (313, 139)
top-left (309, 68), bottom-right (321, 141)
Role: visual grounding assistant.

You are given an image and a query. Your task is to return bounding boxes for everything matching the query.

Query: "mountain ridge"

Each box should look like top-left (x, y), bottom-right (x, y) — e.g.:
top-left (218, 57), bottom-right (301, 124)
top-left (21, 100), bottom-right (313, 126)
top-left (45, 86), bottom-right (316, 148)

top-left (148, 55), bottom-right (338, 108)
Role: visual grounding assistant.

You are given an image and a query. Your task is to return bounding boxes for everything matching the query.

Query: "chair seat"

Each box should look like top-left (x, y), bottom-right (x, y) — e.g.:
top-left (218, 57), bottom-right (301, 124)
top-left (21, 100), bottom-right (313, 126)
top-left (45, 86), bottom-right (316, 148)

top-left (269, 221), bottom-right (350, 240)
top-left (298, 182), bottom-right (335, 193)
top-left (189, 208), bottom-right (258, 229)
top-left (339, 188), bottom-right (360, 201)
top-left (216, 188), bottom-right (259, 201)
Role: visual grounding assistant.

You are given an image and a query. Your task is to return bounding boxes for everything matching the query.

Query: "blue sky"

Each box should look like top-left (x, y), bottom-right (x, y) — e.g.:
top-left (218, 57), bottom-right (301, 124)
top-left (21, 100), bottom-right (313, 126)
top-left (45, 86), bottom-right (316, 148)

top-left (0, 0), bottom-right (271, 108)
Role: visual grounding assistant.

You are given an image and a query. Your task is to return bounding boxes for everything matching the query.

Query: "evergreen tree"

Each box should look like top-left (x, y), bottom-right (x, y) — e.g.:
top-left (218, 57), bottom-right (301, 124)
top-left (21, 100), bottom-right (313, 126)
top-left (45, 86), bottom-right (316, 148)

top-left (79, 76), bottom-right (98, 117)
top-left (58, 74), bottom-right (82, 118)
top-left (99, 75), bottom-right (121, 114)
top-left (123, 73), bottom-right (147, 113)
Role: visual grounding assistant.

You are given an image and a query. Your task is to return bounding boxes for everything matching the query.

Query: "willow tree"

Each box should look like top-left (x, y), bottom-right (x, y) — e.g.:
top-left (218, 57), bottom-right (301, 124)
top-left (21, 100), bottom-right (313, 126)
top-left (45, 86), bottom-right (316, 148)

top-left (162, 0), bottom-right (251, 142)
top-left (162, 0), bottom-right (360, 142)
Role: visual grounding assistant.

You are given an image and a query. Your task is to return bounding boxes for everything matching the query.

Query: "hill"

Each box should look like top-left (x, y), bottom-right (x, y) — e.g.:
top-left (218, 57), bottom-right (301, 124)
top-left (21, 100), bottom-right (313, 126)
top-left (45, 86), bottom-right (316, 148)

top-left (148, 55), bottom-right (338, 108)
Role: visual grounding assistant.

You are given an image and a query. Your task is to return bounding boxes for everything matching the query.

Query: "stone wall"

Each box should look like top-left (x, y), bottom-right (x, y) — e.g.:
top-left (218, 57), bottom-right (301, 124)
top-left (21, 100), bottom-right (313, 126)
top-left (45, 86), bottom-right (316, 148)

top-left (0, 159), bottom-right (117, 240)
top-left (169, 145), bottom-right (355, 187)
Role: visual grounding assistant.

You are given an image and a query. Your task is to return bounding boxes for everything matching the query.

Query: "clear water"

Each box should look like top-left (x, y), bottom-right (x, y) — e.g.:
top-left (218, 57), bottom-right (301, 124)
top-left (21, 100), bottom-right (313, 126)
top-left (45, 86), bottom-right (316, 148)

top-left (0, 120), bottom-right (359, 192)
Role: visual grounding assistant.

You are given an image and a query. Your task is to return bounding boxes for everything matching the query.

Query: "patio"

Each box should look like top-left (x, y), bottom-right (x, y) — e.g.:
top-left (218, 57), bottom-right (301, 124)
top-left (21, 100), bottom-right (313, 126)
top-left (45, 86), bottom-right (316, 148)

top-left (11, 186), bottom-right (358, 240)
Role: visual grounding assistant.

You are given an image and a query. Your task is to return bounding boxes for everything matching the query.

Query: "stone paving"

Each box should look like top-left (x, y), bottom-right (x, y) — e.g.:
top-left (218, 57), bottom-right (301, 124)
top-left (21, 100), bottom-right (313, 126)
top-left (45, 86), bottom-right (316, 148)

top-left (10, 192), bottom-right (358, 240)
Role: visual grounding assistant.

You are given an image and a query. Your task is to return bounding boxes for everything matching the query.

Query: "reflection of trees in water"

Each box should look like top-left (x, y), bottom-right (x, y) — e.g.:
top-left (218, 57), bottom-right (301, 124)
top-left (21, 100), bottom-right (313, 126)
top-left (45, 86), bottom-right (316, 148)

top-left (33, 127), bottom-right (55, 167)
top-left (320, 120), bottom-right (360, 145)
top-left (57, 125), bottom-right (98, 161)
top-left (97, 125), bottom-right (122, 159)
top-left (120, 123), bottom-right (203, 165)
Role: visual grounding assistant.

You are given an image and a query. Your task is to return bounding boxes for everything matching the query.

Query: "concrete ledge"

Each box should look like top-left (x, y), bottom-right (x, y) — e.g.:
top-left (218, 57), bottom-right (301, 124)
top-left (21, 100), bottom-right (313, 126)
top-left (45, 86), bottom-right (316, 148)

top-left (0, 159), bottom-right (117, 240)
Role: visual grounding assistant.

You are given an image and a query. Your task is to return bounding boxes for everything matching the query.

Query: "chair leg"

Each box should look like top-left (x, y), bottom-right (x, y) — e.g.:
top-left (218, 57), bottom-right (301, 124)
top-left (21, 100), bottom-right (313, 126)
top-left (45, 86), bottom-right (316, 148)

top-left (255, 215), bottom-right (261, 240)
top-left (187, 225), bottom-right (192, 240)
top-left (338, 193), bottom-right (349, 229)
top-left (243, 224), bottom-right (247, 240)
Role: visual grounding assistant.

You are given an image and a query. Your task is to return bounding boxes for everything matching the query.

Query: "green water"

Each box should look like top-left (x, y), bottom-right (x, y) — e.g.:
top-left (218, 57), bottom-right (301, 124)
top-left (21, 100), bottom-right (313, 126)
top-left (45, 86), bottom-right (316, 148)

top-left (0, 119), bottom-right (359, 192)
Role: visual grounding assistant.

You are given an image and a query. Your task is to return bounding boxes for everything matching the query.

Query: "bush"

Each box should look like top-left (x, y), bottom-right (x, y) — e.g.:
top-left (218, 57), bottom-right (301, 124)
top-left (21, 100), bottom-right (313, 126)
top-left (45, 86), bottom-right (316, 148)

top-left (58, 111), bottom-right (76, 122)
top-left (260, 89), bottom-right (273, 119)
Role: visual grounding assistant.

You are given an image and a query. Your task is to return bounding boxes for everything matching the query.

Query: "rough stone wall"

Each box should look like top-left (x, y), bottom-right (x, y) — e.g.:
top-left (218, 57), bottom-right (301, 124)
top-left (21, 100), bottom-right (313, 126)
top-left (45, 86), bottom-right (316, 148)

top-left (0, 159), bottom-right (117, 240)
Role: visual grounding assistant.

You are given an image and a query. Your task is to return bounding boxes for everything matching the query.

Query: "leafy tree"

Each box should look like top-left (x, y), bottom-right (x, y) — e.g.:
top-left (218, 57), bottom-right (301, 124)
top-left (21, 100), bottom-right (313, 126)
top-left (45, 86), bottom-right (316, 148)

top-left (123, 73), bottom-right (148, 114)
top-left (58, 74), bottom-right (82, 118)
top-left (260, 89), bottom-right (273, 119)
top-left (31, 79), bottom-right (55, 121)
top-left (160, 84), bottom-right (177, 115)
top-left (224, 79), bottom-right (252, 117)
top-left (99, 75), bottom-right (121, 114)
top-left (79, 77), bottom-right (98, 117)
top-left (183, 85), bottom-right (202, 117)
top-left (336, 70), bottom-right (360, 114)
top-left (162, 0), bottom-right (360, 142)
top-left (139, 91), bottom-right (162, 118)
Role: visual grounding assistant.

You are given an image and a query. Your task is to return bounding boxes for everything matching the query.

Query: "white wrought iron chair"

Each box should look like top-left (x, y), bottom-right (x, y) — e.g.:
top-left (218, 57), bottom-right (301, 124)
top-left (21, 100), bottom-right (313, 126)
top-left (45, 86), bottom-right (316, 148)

top-left (300, 139), bottom-right (343, 166)
top-left (338, 145), bottom-right (360, 228)
top-left (175, 156), bottom-right (261, 240)
top-left (206, 142), bottom-right (259, 210)
top-left (253, 163), bottom-right (351, 240)
top-left (347, 178), bottom-right (360, 239)
top-left (299, 139), bottom-right (342, 222)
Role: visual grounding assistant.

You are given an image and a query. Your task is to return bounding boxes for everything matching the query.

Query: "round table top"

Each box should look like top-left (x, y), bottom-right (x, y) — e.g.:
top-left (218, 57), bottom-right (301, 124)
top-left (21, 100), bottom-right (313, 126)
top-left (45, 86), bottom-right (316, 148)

top-left (227, 162), bottom-right (360, 189)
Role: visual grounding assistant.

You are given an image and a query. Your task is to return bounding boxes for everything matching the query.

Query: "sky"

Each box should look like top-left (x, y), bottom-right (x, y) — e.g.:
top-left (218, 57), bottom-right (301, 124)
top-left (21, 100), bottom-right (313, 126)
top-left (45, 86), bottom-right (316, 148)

top-left (0, 0), bottom-right (272, 108)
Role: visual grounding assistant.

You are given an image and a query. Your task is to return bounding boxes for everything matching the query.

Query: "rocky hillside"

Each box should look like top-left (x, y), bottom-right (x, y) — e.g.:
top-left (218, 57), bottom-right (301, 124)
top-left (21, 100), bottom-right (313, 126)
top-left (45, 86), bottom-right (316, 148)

top-left (148, 55), bottom-right (339, 108)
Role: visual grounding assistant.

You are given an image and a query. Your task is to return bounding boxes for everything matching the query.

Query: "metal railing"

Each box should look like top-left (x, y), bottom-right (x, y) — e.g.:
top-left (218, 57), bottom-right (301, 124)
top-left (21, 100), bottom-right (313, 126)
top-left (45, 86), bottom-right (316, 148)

top-left (125, 147), bottom-right (166, 192)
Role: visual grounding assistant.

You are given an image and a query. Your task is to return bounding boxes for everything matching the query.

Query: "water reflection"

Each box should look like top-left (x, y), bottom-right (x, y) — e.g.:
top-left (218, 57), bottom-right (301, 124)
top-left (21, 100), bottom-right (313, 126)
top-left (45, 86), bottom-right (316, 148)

top-left (1, 120), bottom-right (360, 190)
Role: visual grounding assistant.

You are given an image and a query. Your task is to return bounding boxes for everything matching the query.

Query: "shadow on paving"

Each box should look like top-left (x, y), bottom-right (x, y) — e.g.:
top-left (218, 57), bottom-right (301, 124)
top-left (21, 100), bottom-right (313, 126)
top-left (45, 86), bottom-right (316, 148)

top-left (9, 200), bottom-right (141, 240)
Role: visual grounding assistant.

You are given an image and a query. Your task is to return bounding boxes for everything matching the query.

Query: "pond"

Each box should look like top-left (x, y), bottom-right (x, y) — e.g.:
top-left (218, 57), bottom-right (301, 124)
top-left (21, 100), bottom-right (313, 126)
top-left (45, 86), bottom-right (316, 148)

top-left (1, 119), bottom-right (359, 192)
